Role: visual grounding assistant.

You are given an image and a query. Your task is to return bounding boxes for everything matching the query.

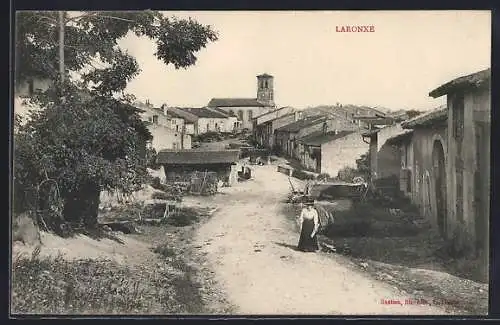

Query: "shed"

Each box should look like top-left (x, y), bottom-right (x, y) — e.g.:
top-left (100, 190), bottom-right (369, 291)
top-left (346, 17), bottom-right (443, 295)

top-left (156, 149), bottom-right (241, 186)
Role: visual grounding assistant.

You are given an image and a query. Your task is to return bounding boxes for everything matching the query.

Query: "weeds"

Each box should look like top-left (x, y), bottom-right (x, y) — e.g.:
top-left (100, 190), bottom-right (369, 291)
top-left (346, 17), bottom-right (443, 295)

top-left (11, 254), bottom-right (152, 314)
top-left (166, 207), bottom-right (200, 227)
top-left (153, 244), bottom-right (176, 258)
top-left (11, 248), bottom-right (209, 315)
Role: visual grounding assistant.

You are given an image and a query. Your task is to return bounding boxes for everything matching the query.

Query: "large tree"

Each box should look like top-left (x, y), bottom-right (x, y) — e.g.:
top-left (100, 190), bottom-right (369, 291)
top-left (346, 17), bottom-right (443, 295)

top-left (13, 11), bottom-right (218, 231)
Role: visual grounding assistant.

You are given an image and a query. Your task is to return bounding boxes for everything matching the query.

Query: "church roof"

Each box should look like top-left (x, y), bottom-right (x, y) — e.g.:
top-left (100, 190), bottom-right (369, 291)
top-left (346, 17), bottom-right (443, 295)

top-left (207, 98), bottom-right (268, 108)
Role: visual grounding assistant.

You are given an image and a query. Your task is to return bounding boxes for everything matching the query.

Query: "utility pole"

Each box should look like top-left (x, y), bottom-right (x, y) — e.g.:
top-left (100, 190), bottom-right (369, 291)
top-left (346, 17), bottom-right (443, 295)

top-left (58, 11), bottom-right (65, 82)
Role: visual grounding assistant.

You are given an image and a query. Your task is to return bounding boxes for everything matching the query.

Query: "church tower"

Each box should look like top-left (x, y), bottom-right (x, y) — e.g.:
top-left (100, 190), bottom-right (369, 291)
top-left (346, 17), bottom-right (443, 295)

top-left (256, 73), bottom-right (275, 106)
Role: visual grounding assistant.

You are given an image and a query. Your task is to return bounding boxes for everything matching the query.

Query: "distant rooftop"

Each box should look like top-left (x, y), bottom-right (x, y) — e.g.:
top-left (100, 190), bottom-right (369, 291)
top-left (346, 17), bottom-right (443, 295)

top-left (254, 106), bottom-right (295, 120)
top-left (207, 98), bottom-right (268, 108)
top-left (299, 130), bottom-right (356, 146)
top-left (275, 116), bottom-right (327, 133)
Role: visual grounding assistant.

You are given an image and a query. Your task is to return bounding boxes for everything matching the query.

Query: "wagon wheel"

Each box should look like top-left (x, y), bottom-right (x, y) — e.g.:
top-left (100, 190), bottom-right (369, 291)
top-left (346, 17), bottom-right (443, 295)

top-left (36, 179), bottom-right (64, 231)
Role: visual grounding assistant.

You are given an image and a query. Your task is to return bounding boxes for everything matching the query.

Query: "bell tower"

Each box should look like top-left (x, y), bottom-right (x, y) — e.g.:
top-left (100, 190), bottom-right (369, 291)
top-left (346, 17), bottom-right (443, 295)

top-left (256, 73), bottom-right (275, 106)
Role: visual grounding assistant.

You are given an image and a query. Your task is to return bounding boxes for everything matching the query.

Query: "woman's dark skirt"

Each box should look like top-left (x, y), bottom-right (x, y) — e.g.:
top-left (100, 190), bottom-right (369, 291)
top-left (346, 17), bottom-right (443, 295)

top-left (297, 218), bottom-right (319, 252)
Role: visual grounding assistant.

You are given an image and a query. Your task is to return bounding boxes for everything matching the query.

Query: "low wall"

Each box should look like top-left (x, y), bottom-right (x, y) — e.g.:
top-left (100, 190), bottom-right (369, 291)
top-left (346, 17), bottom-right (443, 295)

top-left (277, 164), bottom-right (293, 176)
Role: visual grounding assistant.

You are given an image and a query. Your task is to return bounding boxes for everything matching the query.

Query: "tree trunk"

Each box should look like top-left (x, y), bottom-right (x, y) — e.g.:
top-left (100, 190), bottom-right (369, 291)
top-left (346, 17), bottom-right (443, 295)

top-left (62, 183), bottom-right (100, 228)
top-left (58, 11), bottom-right (65, 82)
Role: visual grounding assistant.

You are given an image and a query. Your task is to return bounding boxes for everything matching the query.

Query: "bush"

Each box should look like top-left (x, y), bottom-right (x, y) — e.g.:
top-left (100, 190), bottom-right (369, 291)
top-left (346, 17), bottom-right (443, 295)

top-left (166, 207), bottom-right (200, 227)
top-left (153, 244), bottom-right (176, 258)
top-left (291, 169), bottom-right (315, 180)
top-left (151, 192), bottom-right (179, 201)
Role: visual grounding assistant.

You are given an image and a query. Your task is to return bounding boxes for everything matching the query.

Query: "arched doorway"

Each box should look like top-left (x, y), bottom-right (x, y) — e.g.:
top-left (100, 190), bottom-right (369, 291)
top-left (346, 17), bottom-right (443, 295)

top-left (432, 140), bottom-right (447, 238)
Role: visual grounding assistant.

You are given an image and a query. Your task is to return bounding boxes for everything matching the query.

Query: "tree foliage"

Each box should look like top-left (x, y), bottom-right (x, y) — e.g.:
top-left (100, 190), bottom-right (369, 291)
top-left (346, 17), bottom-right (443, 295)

top-left (406, 110), bottom-right (423, 119)
top-left (14, 11), bottom-right (218, 230)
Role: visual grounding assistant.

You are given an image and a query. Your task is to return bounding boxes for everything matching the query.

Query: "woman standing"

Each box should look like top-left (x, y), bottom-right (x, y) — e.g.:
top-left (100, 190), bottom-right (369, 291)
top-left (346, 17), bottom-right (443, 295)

top-left (297, 197), bottom-right (320, 252)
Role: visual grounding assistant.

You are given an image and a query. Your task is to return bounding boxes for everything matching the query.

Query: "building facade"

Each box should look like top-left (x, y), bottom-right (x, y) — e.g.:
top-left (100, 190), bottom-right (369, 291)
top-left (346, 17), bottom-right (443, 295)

top-left (429, 68), bottom-right (490, 258)
top-left (137, 102), bottom-right (192, 151)
top-left (395, 107), bottom-right (449, 236)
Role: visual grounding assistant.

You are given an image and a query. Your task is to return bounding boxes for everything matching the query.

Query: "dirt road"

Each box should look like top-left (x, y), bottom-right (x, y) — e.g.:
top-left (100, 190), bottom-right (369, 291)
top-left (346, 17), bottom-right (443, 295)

top-left (194, 164), bottom-right (449, 315)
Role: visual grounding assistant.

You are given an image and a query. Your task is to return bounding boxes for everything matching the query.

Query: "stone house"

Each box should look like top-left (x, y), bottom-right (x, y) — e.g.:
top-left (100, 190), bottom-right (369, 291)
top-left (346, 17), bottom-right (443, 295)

top-left (428, 68), bottom-right (490, 257)
top-left (253, 106), bottom-right (297, 147)
top-left (274, 116), bottom-right (328, 157)
top-left (256, 111), bottom-right (304, 150)
top-left (278, 113), bottom-right (361, 160)
top-left (137, 102), bottom-right (192, 151)
top-left (161, 105), bottom-right (195, 135)
top-left (166, 107), bottom-right (232, 135)
top-left (177, 107), bottom-right (232, 133)
top-left (296, 130), bottom-right (358, 175)
top-left (207, 73), bottom-right (276, 130)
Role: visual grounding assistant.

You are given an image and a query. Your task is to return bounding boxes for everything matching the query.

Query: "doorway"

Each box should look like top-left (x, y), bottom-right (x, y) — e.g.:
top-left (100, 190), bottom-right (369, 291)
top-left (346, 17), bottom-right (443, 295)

top-left (432, 140), bottom-right (447, 238)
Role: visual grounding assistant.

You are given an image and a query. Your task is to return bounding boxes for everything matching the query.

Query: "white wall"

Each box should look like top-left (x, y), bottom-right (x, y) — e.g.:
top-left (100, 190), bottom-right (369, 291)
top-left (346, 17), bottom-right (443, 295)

top-left (320, 131), bottom-right (369, 178)
top-left (148, 124), bottom-right (191, 151)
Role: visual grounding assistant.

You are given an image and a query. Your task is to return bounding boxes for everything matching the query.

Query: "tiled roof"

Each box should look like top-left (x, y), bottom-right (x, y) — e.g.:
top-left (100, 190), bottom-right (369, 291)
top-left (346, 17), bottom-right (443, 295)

top-left (177, 107), bottom-right (228, 118)
top-left (386, 130), bottom-right (414, 145)
top-left (211, 107), bottom-right (237, 117)
top-left (401, 106), bottom-right (447, 129)
top-left (157, 149), bottom-right (240, 165)
top-left (275, 116), bottom-right (327, 133)
top-left (166, 110), bottom-right (185, 119)
top-left (429, 68), bottom-right (491, 98)
top-left (299, 130), bottom-right (356, 146)
top-left (207, 98), bottom-right (267, 107)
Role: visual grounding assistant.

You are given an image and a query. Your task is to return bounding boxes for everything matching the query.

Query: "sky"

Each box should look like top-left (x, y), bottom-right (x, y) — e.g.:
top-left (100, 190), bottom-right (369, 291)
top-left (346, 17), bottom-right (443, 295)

top-left (118, 10), bottom-right (491, 111)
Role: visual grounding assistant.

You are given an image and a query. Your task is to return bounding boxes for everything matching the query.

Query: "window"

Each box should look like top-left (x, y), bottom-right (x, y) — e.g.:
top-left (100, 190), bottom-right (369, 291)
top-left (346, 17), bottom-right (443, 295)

top-left (173, 143), bottom-right (177, 150)
top-left (152, 115), bottom-right (159, 124)
top-left (206, 124), bottom-right (210, 132)
top-left (238, 110), bottom-right (244, 121)
top-left (229, 110), bottom-right (235, 116)
top-left (176, 125), bottom-right (179, 132)
top-left (248, 110), bottom-right (253, 120)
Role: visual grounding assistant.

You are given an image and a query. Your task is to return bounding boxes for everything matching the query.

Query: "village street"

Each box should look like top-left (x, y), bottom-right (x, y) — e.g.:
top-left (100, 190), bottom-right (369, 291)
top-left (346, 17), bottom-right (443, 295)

top-left (192, 164), bottom-right (449, 315)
